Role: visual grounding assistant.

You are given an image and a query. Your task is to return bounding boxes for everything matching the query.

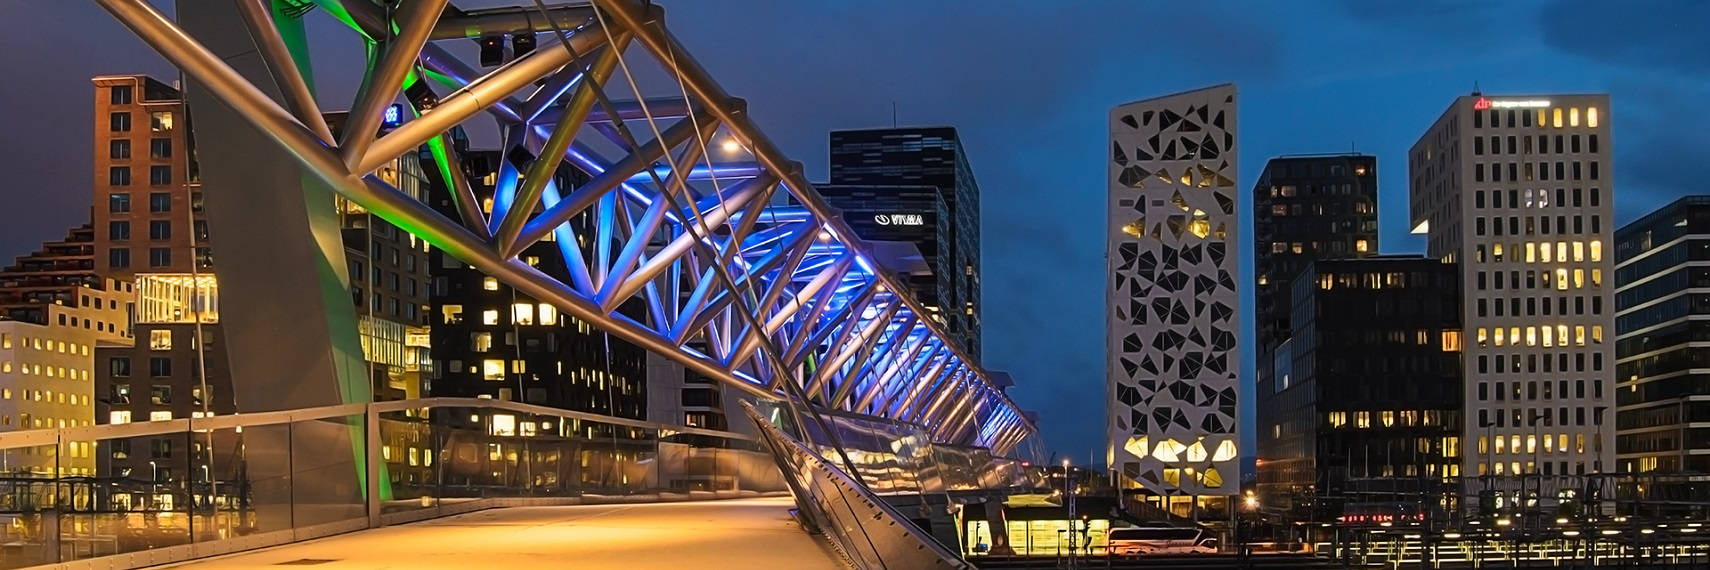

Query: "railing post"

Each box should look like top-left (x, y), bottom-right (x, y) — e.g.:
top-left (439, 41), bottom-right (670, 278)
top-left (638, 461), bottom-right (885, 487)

top-left (366, 403), bottom-right (381, 528)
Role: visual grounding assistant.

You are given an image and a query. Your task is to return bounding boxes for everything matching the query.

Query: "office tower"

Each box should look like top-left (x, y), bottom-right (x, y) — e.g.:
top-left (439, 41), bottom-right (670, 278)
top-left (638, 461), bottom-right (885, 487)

top-left (426, 149), bottom-right (648, 420)
top-left (1409, 94), bottom-right (1615, 498)
top-left (90, 77), bottom-right (434, 482)
top-left (1614, 196), bottom-right (1710, 477)
top-left (829, 127), bottom-right (981, 358)
top-left (813, 183), bottom-right (945, 321)
top-left (1259, 256), bottom-right (1462, 516)
top-left (92, 75), bottom-right (206, 279)
top-left (1106, 84), bottom-right (1240, 515)
top-left (1252, 154), bottom-right (1379, 501)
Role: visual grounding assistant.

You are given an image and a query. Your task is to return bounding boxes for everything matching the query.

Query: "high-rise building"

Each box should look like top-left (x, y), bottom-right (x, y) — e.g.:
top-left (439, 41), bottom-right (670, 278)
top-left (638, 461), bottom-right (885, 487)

top-left (1614, 196), bottom-right (1710, 476)
top-left (1106, 84), bottom-right (1240, 515)
top-left (812, 183), bottom-right (945, 321)
top-left (92, 75), bottom-right (205, 279)
top-left (829, 127), bottom-right (981, 357)
top-left (1252, 154), bottom-right (1378, 423)
top-left (1409, 94), bottom-right (1615, 502)
top-left (89, 77), bottom-right (434, 481)
top-left (1257, 256), bottom-right (1462, 517)
top-left (425, 149), bottom-right (647, 420)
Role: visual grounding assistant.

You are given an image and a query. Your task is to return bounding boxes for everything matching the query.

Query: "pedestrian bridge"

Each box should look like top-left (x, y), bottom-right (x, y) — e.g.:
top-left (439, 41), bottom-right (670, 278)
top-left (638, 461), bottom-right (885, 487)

top-left (2, 0), bottom-right (1054, 567)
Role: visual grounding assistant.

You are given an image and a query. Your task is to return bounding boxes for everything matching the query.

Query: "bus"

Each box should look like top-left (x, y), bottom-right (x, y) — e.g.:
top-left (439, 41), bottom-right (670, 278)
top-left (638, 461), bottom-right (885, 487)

top-left (1106, 526), bottom-right (1218, 555)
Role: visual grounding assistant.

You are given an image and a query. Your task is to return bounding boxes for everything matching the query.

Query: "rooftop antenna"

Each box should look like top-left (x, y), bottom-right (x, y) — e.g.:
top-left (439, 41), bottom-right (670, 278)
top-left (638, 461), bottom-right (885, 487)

top-left (1472, 81), bottom-right (1482, 96)
top-left (891, 101), bottom-right (898, 128)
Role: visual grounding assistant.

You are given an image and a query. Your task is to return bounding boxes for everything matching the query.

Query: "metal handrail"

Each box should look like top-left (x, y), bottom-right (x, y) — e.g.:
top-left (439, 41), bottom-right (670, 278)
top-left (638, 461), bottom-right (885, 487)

top-left (0, 396), bottom-right (756, 452)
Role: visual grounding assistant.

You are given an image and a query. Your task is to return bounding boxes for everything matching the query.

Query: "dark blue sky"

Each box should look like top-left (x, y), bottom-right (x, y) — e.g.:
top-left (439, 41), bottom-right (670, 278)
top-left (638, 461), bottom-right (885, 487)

top-left (1, 1), bottom-right (1705, 463)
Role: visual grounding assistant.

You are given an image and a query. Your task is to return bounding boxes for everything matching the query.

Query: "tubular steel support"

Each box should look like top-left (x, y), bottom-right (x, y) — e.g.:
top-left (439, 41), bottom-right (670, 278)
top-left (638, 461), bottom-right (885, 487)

top-left (91, 0), bottom-right (1035, 452)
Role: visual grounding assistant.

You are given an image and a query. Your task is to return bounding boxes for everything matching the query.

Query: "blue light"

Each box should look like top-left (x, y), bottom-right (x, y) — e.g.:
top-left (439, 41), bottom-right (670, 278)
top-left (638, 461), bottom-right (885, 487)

top-left (382, 103), bottom-right (404, 128)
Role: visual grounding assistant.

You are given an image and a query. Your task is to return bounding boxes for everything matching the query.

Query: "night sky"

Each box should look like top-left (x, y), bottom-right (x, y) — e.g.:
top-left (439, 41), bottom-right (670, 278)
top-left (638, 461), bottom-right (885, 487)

top-left (1, 1), bottom-right (1705, 464)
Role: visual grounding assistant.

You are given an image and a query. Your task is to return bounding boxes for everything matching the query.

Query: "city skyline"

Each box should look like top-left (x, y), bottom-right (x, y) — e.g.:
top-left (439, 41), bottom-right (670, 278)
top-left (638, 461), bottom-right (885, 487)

top-left (0, 0), bottom-right (1706, 460)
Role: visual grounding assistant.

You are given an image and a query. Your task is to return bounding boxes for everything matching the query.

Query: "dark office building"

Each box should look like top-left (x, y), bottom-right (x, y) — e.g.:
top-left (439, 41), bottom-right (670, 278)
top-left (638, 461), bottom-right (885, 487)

top-left (813, 184), bottom-right (946, 321)
top-left (425, 148), bottom-right (647, 420)
top-left (829, 127), bottom-right (981, 358)
top-left (1257, 256), bottom-right (1462, 517)
top-left (1253, 155), bottom-right (1379, 448)
top-left (1615, 196), bottom-right (1710, 476)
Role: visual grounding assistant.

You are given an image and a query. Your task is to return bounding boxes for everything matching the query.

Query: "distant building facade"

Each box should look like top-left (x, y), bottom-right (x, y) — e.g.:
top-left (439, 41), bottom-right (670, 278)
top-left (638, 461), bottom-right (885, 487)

top-left (1258, 256), bottom-right (1463, 517)
top-left (1106, 84), bottom-right (1240, 516)
top-left (1614, 196), bottom-right (1710, 475)
top-left (829, 127), bottom-right (981, 357)
top-left (1409, 93), bottom-right (1615, 510)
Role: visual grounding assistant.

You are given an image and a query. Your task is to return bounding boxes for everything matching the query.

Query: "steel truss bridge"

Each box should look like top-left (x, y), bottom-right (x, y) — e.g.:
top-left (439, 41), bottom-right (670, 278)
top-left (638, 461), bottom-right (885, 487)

top-left (91, 0), bottom-right (1036, 455)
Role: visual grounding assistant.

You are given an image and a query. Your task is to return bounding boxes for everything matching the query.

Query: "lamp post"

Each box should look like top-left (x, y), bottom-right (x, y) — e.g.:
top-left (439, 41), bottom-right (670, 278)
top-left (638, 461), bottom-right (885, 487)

top-left (1063, 459), bottom-right (1077, 568)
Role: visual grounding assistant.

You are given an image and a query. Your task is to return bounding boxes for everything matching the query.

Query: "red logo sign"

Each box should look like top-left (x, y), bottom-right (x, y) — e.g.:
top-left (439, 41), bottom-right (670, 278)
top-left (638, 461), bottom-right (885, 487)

top-left (1473, 97), bottom-right (1492, 110)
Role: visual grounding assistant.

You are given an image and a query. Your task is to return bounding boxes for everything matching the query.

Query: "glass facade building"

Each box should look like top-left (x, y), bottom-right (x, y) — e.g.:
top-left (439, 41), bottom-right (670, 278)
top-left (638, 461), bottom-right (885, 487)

top-left (1614, 196), bottom-right (1710, 475)
top-left (829, 127), bottom-right (982, 358)
top-left (1259, 256), bottom-right (1463, 518)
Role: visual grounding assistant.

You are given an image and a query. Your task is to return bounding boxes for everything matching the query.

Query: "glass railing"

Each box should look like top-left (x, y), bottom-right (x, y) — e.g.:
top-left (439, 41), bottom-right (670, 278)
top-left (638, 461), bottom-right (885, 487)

top-left (0, 397), bottom-right (786, 569)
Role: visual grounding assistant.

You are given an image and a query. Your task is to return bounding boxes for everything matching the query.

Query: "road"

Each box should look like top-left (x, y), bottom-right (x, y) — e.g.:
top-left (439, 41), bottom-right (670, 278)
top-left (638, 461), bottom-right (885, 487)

top-left (165, 497), bottom-right (845, 569)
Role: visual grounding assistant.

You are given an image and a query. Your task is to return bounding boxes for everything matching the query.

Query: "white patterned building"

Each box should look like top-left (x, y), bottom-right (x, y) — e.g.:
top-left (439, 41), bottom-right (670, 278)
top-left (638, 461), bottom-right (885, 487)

top-left (1106, 85), bottom-right (1240, 512)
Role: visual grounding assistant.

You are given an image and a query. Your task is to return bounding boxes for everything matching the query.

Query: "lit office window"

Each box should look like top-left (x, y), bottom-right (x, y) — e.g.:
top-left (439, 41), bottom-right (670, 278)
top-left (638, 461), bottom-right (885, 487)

top-left (512, 303), bottom-right (535, 325)
top-left (483, 277), bottom-right (499, 291)
top-left (149, 411), bottom-right (172, 422)
top-left (149, 329), bottom-right (172, 350)
top-left (109, 411), bottom-right (131, 424)
top-left (482, 359), bottom-right (505, 381)
top-left (538, 304), bottom-right (557, 325)
top-left (482, 310), bottom-right (499, 325)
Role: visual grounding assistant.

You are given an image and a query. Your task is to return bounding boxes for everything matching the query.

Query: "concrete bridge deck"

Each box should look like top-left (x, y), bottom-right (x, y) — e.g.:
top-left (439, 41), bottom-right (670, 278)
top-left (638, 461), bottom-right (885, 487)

top-left (164, 498), bottom-right (845, 569)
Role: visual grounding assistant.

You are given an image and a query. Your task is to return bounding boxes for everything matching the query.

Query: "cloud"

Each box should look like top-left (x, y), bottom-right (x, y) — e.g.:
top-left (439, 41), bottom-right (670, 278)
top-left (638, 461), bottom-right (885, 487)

top-left (1538, 0), bottom-right (1710, 74)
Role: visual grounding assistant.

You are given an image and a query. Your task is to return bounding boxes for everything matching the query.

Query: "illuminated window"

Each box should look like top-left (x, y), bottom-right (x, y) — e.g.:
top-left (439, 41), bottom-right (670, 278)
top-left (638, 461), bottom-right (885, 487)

top-left (1494, 328), bottom-right (1505, 347)
top-left (538, 304), bottom-right (557, 325)
top-left (1573, 269), bottom-right (1584, 288)
top-left (512, 303), bottom-right (535, 325)
top-left (1355, 239), bottom-right (1369, 253)
top-left (1575, 326), bottom-right (1586, 346)
top-left (1356, 411), bottom-right (1370, 428)
top-left (1526, 242), bottom-right (1536, 263)
top-left (482, 310), bottom-right (499, 325)
top-left (471, 332), bottom-right (492, 352)
top-left (1525, 327), bottom-right (1537, 346)
top-left (1569, 107), bottom-right (1580, 127)
top-left (1381, 411), bottom-right (1395, 427)
top-left (491, 414), bottom-right (517, 437)
top-left (1542, 326), bottom-right (1554, 347)
top-left (1496, 436), bottom-right (1506, 454)
top-left (1535, 109), bottom-right (1546, 127)
top-left (442, 305), bottom-right (463, 324)
top-left (150, 111), bottom-right (173, 132)
top-left (1589, 240), bottom-right (1602, 262)
top-left (1476, 328), bottom-right (1488, 348)
top-left (482, 359), bottom-right (505, 381)
top-left (149, 329), bottom-right (171, 350)
top-left (1573, 241), bottom-right (1585, 262)
top-left (1540, 242), bottom-right (1553, 263)
top-left (1592, 326), bottom-right (1603, 344)
top-left (1591, 269), bottom-right (1602, 287)
top-left (1587, 107), bottom-right (1599, 128)
top-left (109, 411), bottom-right (131, 424)
top-left (483, 277), bottom-right (499, 291)
top-left (1556, 268), bottom-right (1569, 291)
top-left (1552, 108), bottom-right (1563, 128)
top-left (149, 411), bottom-right (172, 422)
